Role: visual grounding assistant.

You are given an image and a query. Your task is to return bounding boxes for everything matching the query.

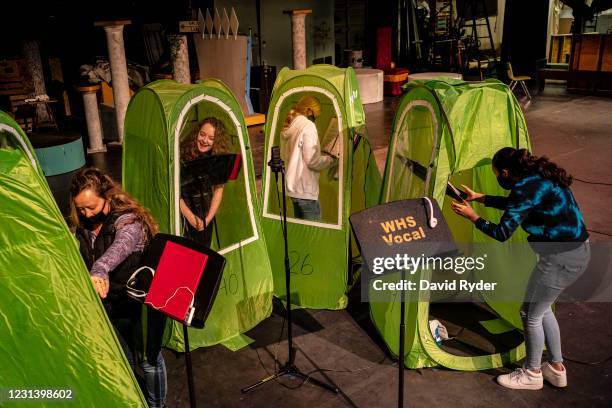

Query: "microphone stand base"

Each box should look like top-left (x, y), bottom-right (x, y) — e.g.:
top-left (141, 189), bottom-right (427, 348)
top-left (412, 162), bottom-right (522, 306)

top-left (241, 359), bottom-right (339, 394)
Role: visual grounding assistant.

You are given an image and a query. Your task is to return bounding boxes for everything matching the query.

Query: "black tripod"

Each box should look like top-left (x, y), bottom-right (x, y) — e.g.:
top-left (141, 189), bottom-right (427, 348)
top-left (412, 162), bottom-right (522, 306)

top-left (241, 146), bottom-right (339, 395)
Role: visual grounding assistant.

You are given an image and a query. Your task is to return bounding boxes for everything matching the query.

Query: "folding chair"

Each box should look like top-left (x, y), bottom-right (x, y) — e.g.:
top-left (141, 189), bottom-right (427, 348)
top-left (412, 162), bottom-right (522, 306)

top-left (507, 62), bottom-right (532, 100)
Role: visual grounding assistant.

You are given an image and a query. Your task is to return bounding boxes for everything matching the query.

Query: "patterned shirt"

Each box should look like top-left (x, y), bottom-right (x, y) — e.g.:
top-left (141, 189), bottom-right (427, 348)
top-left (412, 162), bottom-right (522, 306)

top-left (475, 173), bottom-right (588, 243)
top-left (87, 213), bottom-right (147, 279)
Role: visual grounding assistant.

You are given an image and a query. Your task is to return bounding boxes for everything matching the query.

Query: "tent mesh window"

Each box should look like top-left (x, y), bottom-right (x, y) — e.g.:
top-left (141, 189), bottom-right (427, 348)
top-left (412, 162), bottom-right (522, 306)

top-left (178, 101), bottom-right (254, 251)
top-left (265, 91), bottom-right (342, 226)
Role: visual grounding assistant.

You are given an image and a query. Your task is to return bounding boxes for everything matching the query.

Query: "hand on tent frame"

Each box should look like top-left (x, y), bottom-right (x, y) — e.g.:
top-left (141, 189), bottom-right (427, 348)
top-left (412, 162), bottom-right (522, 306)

top-left (91, 276), bottom-right (110, 298)
top-left (451, 200), bottom-right (480, 223)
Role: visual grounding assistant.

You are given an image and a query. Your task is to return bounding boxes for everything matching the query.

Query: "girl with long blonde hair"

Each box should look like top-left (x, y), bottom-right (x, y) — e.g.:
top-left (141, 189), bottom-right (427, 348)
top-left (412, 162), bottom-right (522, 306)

top-left (281, 95), bottom-right (335, 220)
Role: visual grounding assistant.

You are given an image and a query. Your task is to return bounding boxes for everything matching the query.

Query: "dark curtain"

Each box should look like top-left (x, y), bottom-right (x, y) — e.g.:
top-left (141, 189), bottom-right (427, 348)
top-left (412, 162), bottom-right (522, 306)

top-left (500, 0), bottom-right (550, 86)
top-left (393, 0), bottom-right (422, 68)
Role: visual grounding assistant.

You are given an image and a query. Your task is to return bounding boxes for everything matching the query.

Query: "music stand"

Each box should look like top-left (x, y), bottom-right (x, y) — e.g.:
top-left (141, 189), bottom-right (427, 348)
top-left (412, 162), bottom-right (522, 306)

top-left (181, 153), bottom-right (242, 187)
top-left (129, 234), bottom-right (226, 408)
top-left (241, 146), bottom-right (339, 395)
top-left (350, 198), bottom-right (456, 408)
top-left (180, 153), bottom-right (241, 246)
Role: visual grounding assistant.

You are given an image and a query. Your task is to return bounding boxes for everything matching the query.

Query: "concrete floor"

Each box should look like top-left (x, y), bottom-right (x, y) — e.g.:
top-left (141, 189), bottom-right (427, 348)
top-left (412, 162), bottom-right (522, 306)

top-left (85, 85), bottom-right (612, 407)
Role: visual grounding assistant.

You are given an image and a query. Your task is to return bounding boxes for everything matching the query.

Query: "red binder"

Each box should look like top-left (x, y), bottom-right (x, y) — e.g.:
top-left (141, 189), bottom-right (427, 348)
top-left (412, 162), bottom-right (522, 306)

top-left (144, 241), bottom-right (209, 325)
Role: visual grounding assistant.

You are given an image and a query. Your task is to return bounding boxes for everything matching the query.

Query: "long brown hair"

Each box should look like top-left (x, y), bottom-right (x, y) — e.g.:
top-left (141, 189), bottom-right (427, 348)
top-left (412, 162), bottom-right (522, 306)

top-left (492, 147), bottom-right (573, 188)
top-left (180, 117), bottom-right (230, 162)
top-left (69, 167), bottom-right (159, 237)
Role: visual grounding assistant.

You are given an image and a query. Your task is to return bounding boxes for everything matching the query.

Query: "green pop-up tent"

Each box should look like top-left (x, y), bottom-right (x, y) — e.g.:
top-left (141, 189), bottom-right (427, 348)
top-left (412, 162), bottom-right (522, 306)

top-left (0, 111), bottom-right (147, 406)
top-left (123, 79), bottom-right (274, 351)
top-left (260, 65), bottom-right (381, 310)
top-left (373, 79), bottom-right (537, 370)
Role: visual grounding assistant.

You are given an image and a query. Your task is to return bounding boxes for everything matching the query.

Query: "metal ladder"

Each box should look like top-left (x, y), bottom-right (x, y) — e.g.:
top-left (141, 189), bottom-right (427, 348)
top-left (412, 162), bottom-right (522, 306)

top-left (459, 0), bottom-right (496, 78)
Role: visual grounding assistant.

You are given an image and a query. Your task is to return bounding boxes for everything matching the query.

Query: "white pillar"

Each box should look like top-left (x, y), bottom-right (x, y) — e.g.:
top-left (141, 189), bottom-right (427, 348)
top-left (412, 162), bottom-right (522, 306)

top-left (77, 85), bottom-right (106, 153)
top-left (170, 35), bottom-right (191, 84)
top-left (546, 0), bottom-right (562, 59)
top-left (21, 40), bottom-right (50, 123)
top-left (284, 9), bottom-right (312, 70)
top-left (95, 20), bottom-right (131, 144)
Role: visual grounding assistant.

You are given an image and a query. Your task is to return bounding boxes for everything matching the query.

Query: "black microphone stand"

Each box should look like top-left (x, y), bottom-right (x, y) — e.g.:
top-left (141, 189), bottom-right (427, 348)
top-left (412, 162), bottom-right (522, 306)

top-left (241, 149), bottom-right (339, 395)
top-left (183, 323), bottom-right (196, 408)
top-left (398, 266), bottom-right (407, 408)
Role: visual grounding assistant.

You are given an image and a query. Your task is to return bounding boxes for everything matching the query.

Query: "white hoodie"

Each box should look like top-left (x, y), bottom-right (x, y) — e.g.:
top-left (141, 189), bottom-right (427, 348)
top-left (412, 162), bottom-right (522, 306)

top-left (281, 114), bottom-right (334, 200)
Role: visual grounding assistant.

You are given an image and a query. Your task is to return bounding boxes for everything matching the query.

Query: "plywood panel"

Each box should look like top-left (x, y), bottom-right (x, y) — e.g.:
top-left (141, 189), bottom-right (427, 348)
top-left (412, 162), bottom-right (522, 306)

top-left (602, 36), bottom-right (612, 72)
top-left (550, 35), bottom-right (573, 64)
top-left (193, 35), bottom-right (249, 115)
top-left (550, 37), bottom-right (561, 63)
top-left (577, 35), bottom-right (601, 71)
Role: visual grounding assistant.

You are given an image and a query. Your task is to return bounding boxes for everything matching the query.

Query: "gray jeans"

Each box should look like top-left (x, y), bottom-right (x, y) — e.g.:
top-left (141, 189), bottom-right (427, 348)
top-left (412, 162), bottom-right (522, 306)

top-left (521, 241), bottom-right (591, 369)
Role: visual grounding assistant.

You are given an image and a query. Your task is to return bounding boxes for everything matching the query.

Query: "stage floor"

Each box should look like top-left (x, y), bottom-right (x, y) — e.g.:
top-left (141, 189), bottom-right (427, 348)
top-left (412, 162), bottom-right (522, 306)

top-left (87, 84), bottom-right (612, 407)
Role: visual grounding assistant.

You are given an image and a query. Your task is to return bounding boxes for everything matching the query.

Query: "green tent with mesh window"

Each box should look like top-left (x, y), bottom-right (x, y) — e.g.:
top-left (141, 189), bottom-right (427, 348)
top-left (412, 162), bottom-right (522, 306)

top-left (123, 79), bottom-right (274, 351)
top-left (260, 65), bottom-right (381, 310)
top-left (0, 110), bottom-right (147, 406)
top-left (373, 78), bottom-right (537, 370)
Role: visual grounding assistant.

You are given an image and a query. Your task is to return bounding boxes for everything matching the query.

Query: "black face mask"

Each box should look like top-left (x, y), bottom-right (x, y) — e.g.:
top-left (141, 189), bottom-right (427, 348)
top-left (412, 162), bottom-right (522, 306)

top-left (78, 209), bottom-right (109, 230)
top-left (307, 114), bottom-right (316, 123)
top-left (497, 174), bottom-right (514, 190)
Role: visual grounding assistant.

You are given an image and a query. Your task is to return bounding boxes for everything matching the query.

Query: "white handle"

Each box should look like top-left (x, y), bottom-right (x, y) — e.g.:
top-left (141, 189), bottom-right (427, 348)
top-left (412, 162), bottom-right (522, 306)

top-left (423, 197), bottom-right (438, 229)
top-left (125, 266), bottom-right (155, 298)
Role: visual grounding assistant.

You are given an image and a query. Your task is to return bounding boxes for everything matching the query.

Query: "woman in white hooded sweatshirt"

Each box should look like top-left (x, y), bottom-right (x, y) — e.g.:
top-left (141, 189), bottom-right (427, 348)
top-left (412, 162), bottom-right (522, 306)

top-left (281, 95), bottom-right (336, 221)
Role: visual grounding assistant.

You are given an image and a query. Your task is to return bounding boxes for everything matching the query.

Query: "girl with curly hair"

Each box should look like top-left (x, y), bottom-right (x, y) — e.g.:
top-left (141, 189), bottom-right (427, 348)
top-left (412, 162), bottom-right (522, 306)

top-left (179, 117), bottom-right (229, 246)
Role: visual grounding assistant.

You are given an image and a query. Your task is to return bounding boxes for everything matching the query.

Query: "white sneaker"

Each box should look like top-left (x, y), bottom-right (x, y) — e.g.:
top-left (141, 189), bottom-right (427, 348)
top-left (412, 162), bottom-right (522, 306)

top-left (542, 362), bottom-right (567, 387)
top-left (496, 368), bottom-right (543, 390)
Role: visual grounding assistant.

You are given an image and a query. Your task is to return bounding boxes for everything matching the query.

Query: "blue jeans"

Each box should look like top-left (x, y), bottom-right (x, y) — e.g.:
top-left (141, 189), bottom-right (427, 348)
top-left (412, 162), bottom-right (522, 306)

top-left (292, 198), bottom-right (321, 221)
top-left (113, 321), bottom-right (167, 407)
top-left (521, 241), bottom-right (591, 369)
